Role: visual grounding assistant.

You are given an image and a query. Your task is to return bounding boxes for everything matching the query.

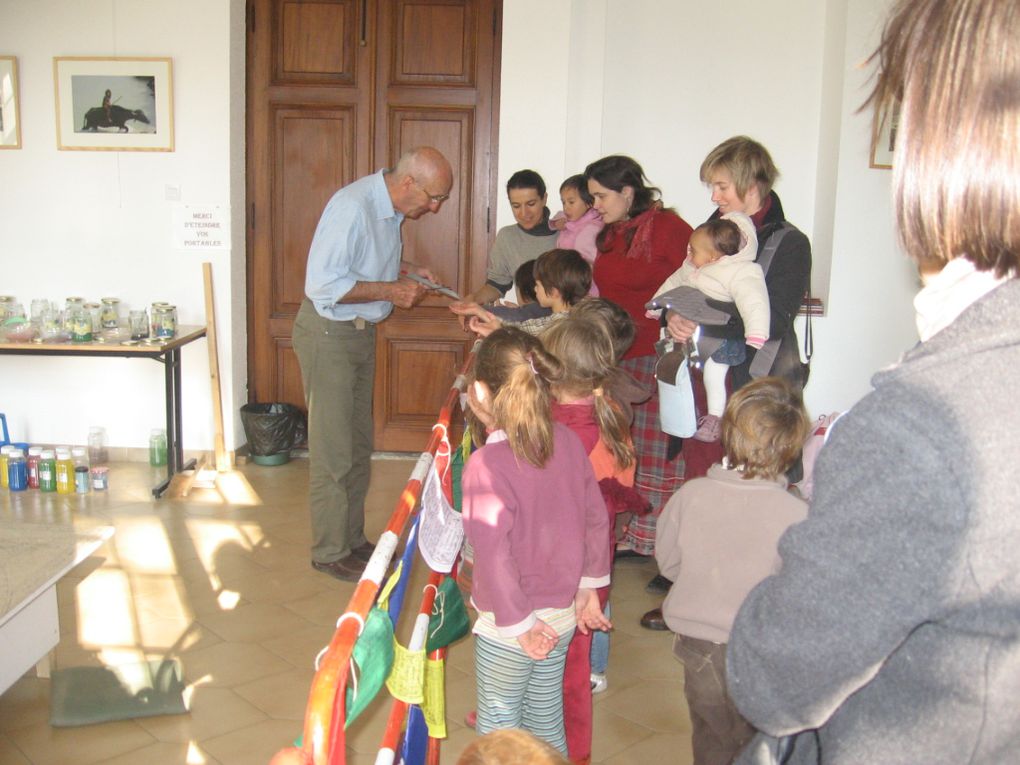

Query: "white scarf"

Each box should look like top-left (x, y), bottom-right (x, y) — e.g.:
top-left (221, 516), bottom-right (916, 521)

top-left (913, 258), bottom-right (1009, 342)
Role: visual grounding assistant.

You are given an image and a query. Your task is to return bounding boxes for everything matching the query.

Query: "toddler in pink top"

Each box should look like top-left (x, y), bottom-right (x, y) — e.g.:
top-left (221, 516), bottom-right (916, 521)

top-left (550, 174), bottom-right (603, 295)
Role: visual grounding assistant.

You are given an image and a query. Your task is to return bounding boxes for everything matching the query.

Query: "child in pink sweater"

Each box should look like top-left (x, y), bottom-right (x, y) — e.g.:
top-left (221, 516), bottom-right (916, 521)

top-left (550, 174), bottom-right (603, 294)
top-left (462, 327), bottom-right (612, 754)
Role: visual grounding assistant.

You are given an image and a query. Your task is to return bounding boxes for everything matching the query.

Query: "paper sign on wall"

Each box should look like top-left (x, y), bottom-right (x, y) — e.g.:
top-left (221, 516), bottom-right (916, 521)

top-left (173, 205), bottom-right (230, 251)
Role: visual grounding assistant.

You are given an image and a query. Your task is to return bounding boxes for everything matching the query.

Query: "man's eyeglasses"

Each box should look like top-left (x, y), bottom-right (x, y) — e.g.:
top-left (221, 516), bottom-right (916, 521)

top-left (412, 177), bottom-right (450, 204)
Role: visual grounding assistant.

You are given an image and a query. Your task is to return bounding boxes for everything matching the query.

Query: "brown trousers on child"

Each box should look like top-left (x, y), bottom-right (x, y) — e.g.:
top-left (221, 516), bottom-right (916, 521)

top-left (673, 634), bottom-right (755, 765)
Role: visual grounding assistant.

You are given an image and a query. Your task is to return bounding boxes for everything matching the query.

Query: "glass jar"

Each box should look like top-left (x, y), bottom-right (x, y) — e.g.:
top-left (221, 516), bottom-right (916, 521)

top-left (151, 302), bottom-right (170, 337)
top-left (85, 303), bottom-right (102, 334)
top-left (70, 308), bottom-right (93, 343)
top-left (153, 304), bottom-right (177, 338)
top-left (90, 466), bottom-right (109, 491)
top-left (0, 296), bottom-right (17, 321)
top-left (30, 299), bottom-right (49, 328)
top-left (88, 426), bottom-right (108, 465)
top-left (129, 309), bottom-right (149, 340)
top-left (149, 428), bottom-right (168, 467)
top-left (100, 297), bottom-right (121, 329)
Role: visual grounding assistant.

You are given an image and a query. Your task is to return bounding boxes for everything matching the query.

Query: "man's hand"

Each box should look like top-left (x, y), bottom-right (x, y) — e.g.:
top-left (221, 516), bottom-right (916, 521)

top-left (388, 278), bottom-right (429, 309)
top-left (574, 588), bottom-right (612, 635)
top-left (666, 310), bottom-right (698, 343)
top-left (516, 619), bottom-right (559, 660)
top-left (400, 261), bottom-right (439, 284)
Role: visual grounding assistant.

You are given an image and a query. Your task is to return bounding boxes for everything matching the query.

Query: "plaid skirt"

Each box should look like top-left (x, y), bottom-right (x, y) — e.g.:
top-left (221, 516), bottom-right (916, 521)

top-left (619, 355), bottom-right (686, 556)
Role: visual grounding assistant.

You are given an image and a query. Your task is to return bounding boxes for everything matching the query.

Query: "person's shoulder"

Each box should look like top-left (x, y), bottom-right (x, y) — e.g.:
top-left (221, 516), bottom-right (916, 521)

top-left (552, 422), bottom-right (591, 460)
top-left (653, 207), bottom-right (693, 231)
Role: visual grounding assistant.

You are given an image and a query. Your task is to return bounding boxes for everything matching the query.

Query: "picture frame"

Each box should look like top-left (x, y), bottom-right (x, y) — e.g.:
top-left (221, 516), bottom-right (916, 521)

top-left (869, 99), bottom-right (899, 170)
top-left (0, 56), bottom-right (21, 149)
top-left (53, 57), bottom-right (174, 151)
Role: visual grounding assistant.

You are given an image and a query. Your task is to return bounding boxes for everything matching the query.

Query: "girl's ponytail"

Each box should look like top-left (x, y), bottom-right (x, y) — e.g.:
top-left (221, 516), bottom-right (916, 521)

top-left (591, 387), bottom-right (635, 469)
top-left (471, 328), bottom-right (563, 467)
top-left (541, 317), bottom-right (635, 469)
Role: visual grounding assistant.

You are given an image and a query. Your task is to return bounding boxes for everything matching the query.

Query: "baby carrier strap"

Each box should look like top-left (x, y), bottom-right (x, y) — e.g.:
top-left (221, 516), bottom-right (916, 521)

top-left (748, 224), bottom-right (792, 378)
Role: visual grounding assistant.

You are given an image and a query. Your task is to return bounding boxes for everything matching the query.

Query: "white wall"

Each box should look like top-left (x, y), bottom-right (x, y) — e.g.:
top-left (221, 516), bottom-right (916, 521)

top-left (0, 0), bottom-right (920, 455)
top-left (498, 0), bottom-right (919, 417)
top-left (0, 0), bottom-right (247, 453)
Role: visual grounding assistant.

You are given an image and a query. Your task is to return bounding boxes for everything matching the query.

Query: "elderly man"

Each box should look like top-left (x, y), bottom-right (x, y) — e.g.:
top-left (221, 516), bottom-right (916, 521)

top-left (293, 146), bottom-right (454, 581)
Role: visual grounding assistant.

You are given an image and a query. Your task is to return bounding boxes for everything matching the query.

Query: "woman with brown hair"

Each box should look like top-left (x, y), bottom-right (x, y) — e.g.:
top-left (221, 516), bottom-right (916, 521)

top-left (726, 1), bottom-right (1020, 762)
top-left (584, 155), bottom-right (693, 559)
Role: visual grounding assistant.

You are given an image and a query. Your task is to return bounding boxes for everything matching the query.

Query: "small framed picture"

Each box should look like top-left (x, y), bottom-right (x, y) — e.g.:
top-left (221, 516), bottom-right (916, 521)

top-left (53, 56), bottom-right (174, 151)
top-left (0, 56), bottom-right (21, 149)
top-left (870, 100), bottom-right (899, 170)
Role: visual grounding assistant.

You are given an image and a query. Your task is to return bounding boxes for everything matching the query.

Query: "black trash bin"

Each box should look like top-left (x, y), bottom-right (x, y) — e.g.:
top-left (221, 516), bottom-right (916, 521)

top-left (240, 403), bottom-right (304, 466)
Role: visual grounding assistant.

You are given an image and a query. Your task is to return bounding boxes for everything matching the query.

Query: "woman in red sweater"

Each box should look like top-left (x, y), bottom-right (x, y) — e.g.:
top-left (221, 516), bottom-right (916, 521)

top-left (584, 155), bottom-right (693, 558)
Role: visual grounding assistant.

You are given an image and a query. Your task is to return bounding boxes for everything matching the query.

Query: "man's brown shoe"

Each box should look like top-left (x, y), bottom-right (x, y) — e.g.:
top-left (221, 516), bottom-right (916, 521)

top-left (312, 555), bottom-right (363, 583)
top-left (640, 607), bottom-right (668, 631)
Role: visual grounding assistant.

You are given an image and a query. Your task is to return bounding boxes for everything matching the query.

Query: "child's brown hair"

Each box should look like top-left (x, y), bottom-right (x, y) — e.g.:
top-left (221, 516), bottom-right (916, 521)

top-left (570, 297), bottom-right (636, 363)
top-left (694, 218), bottom-right (742, 257)
top-left (513, 259), bottom-right (539, 304)
top-left (533, 248), bottom-right (592, 306)
top-left (540, 316), bottom-right (635, 470)
top-left (468, 327), bottom-right (563, 467)
top-left (721, 377), bottom-right (810, 480)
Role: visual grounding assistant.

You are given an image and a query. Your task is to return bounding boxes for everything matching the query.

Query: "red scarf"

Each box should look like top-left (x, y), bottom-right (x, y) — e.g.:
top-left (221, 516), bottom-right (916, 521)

top-left (602, 203), bottom-right (663, 261)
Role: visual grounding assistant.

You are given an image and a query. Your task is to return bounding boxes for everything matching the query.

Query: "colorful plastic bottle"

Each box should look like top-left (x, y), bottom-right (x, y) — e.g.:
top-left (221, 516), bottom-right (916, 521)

top-left (39, 449), bottom-right (57, 492)
top-left (55, 447), bottom-right (74, 494)
top-left (7, 449), bottom-right (27, 491)
top-left (0, 445), bottom-right (12, 489)
top-left (72, 446), bottom-right (90, 494)
top-left (27, 446), bottom-right (41, 489)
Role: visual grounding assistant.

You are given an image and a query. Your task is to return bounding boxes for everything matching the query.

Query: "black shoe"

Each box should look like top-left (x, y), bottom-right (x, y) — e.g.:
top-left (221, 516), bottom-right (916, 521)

top-left (349, 541), bottom-right (375, 563)
top-left (614, 547), bottom-right (652, 563)
top-left (311, 555), bottom-right (363, 583)
top-left (645, 574), bottom-right (673, 595)
top-left (640, 608), bottom-right (668, 631)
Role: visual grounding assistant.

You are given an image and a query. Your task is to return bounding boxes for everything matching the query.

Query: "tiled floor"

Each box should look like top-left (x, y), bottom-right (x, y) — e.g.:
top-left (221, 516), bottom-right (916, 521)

top-left (0, 458), bottom-right (692, 765)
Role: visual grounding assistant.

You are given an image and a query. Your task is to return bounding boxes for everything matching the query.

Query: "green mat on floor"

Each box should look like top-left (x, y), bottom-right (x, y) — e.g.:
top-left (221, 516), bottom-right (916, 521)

top-left (49, 659), bottom-right (188, 727)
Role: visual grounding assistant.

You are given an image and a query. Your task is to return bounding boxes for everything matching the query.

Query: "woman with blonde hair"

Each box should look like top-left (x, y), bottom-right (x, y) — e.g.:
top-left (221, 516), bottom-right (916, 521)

top-left (726, 1), bottom-right (1020, 762)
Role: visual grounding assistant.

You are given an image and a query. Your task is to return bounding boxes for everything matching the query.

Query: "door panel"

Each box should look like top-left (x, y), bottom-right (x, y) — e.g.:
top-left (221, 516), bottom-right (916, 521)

top-left (248, 0), bottom-right (500, 451)
top-left (248, 0), bottom-right (372, 404)
top-left (372, 0), bottom-right (498, 451)
top-left (374, 307), bottom-right (472, 451)
top-left (278, 0), bottom-right (358, 82)
top-left (386, 108), bottom-right (473, 292)
top-left (395, 2), bottom-right (475, 84)
top-left (275, 107), bottom-right (354, 310)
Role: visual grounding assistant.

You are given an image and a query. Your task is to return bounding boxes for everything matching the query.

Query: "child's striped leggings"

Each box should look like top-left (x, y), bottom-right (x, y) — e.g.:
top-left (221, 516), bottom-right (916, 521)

top-left (474, 633), bottom-right (570, 753)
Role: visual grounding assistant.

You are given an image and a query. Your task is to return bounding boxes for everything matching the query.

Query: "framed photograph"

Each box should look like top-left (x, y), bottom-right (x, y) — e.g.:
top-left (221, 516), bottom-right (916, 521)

top-left (0, 56), bottom-right (21, 149)
top-left (53, 57), bottom-right (174, 151)
top-left (870, 99), bottom-right (899, 169)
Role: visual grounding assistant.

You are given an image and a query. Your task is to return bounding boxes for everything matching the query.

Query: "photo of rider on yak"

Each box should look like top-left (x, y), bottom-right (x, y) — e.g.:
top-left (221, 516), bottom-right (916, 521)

top-left (74, 75), bottom-right (156, 134)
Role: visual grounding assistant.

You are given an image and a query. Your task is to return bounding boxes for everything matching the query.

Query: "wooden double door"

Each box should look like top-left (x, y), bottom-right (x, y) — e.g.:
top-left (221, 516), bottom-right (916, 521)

top-left (247, 0), bottom-right (501, 450)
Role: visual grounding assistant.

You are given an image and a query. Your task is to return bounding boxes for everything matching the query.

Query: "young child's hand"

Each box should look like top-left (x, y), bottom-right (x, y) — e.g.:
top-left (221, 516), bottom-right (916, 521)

top-left (574, 588), bottom-right (612, 635)
top-left (517, 619), bottom-right (559, 660)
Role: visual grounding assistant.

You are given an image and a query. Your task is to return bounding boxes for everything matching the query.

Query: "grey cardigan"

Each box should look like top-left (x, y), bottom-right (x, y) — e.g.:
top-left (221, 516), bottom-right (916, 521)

top-left (727, 278), bottom-right (1020, 764)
